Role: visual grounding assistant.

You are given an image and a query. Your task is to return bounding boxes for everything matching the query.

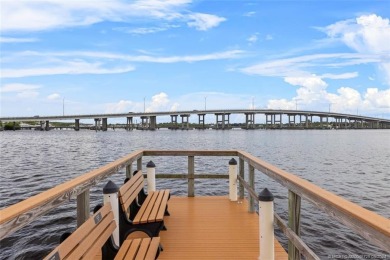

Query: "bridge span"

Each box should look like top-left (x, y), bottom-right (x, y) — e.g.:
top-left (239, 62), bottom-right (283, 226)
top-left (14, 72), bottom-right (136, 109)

top-left (1, 109), bottom-right (389, 131)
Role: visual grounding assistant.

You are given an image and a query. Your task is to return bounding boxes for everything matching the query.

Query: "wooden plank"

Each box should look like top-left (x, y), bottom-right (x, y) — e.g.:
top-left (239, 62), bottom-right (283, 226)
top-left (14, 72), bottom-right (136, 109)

top-left (126, 238), bottom-right (142, 259)
top-left (44, 203), bottom-right (112, 260)
top-left (134, 237), bottom-right (152, 260)
top-left (119, 173), bottom-right (144, 212)
top-left (156, 190), bottom-right (170, 221)
top-left (144, 237), bottom-right (160, 260)
top-left (143, 150), bottom-right (238, 157)
top-left (158, 196), bottom-right (287, 259)
top-left (114, 239), bottom-right (132, 260)
top-left (149, 191), bottom-right (165, 222)
top-left (66, 212), bottom-right (115, 259)
top-left (81, 221), bottom-right (116, 259)
top-left (238, 150), bottom-right (390, 252)
top-left (0, 150), bottom-right (143, 239)
top-left (133, 192), bottom-right (155, 224)
top-left (139, 192), bottom-right (159, 224)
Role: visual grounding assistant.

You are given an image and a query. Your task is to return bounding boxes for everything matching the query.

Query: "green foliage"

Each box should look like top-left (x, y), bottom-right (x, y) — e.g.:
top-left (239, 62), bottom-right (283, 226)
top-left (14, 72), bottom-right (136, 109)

top-left (4, 122), bottom-right (21, 130)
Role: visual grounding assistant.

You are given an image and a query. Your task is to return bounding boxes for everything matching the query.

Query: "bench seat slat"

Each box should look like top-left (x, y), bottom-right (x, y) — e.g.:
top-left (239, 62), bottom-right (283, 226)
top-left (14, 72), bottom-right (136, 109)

top-left (66, 212), bottom-right (115, 259)
top-left (140, 192), bottom-right (159, 224)
top-left (156, 190), bottom-right (170, 222)
top-left (120, 175), bottom-right (144, 212)
top-left (144, 237), bottom-right (160, 260)
top-left (126, 238), bottom-right (142, 259)
top-left (44, 203), bottom-right (113, 260)
top-left (114, 239), bottom-right (132, 260)
top-left (80, 221), bottom-right (116, 260)
top-left (133, 191), bottom-right (155, 224)
top-left (149, 191), bottom-right (165, 222)
top-left (135, 237), bottom-right (151, 259)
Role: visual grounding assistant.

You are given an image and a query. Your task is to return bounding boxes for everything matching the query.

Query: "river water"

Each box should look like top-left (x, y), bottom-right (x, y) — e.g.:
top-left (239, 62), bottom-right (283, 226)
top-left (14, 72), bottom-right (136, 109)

top-left (0, 129), bottom-right (389, 259)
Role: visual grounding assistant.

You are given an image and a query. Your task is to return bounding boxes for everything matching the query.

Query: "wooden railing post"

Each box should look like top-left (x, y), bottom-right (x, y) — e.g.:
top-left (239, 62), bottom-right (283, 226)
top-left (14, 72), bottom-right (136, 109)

top-left (188, 156), bottom-right (195, 197)
top-left (239, 158), bottom-right (244, 199)
top-left (76, 189), bottom-right (90, 227)
top-left (126, 164), bottom-right (132, 179)
top-left (288, 190), bottom-right (301, 260)
top-left (249, 164), bottom-right (255, 213)
top-left (137, 157), bottom-right (142, 171)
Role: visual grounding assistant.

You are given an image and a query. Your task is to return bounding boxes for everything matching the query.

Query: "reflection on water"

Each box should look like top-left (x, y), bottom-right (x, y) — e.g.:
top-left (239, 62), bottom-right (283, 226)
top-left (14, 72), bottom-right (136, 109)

top-left (0, 129), bottom-right (389, 259)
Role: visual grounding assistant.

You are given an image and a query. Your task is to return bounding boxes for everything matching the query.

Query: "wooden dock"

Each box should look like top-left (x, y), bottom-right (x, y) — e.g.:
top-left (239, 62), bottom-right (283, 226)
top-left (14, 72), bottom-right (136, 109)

top-left (158, 196), bottom-right (287, 259)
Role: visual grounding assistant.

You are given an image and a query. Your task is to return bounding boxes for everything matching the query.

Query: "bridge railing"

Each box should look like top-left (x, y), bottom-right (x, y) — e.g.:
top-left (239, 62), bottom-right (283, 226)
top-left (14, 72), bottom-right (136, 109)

top-left (0, 150), bottom-right (389, 259)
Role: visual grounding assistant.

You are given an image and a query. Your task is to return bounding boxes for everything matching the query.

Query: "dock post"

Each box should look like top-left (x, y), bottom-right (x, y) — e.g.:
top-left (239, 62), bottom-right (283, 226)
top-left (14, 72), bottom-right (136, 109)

top-left (228, 158), bottom-right (237, 201)
top-left (239, 158), bottom-right (244, 199)
top-left (188, 156), bottom-right (195, 197)
top-left (137, 157), bottom-right (142, 171)
top-left (126, 164), bottom-right (132, 179)
top-left (75, 119), bottom-right (80, 131)
top-left (258, 188), bottom-right (275, 260)
top-left (103, 181), bottom-right (120, 247)
top-left (146, 161), bottom-right (156, 192)
top-left (288, 190), bottom-right (301, 260)
top-left (77, 189), bottom-right (90, 227)
top-left (249, 164), bottom-right (255, 213)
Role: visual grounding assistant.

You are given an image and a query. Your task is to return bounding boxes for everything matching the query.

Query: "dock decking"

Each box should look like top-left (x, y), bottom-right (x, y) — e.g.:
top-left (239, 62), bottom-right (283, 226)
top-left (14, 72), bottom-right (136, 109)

top-left (158, 196), bottom-right (287, 259)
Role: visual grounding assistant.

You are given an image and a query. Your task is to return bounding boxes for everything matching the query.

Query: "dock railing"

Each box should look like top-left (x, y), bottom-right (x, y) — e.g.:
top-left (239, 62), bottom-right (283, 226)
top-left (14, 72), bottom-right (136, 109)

top-left (0, 150), bottom-right (389, 259)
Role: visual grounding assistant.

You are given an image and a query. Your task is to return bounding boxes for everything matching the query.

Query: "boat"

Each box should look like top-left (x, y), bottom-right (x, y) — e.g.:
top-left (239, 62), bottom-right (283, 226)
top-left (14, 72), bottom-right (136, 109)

top-left (0, 150), bottom-right (389, 259)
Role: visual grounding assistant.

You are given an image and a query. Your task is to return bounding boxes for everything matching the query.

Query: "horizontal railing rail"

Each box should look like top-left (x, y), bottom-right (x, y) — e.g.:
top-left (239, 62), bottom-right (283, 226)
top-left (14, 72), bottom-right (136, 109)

top-left (1, 149), bottom-right (389, 259)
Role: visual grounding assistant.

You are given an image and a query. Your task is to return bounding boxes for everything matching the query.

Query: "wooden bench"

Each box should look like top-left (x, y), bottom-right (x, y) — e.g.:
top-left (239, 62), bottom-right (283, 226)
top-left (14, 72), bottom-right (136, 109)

top-left (118, 170), bottom-right (170, 244)
top-left (44, 203), bottom-right (160, 260)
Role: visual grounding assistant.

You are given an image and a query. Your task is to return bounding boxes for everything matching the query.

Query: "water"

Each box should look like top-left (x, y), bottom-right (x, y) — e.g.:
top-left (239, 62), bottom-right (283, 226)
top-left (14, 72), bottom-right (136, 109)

top-left (0, 129), bottom-right (389, 259)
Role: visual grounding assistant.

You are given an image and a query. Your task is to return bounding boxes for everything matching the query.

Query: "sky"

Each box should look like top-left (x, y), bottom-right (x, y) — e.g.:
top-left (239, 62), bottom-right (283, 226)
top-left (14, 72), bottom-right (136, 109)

top-left (1, 0), bottom-right (390, 122)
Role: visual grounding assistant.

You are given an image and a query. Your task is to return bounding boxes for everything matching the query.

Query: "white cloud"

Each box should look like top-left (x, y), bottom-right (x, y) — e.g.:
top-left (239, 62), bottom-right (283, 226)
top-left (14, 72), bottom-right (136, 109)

top-left (0, 83), bottom-right (41, 92)
top-left (0, 83), bottom-right (41, 99)
top-left (146, 92), bottom-right (170, 112)
top-left (320, 72), bottom-right (358, 80)
top-left (2, 50), bottom-right (244, 78)
top-left (267, 74), bottom-right (390, 115)
top-left (265, 34), bottom-right (273, 41)
top-left (247, 33), bottom-right (258, 44)
top-left (323, 14), bottom-right (390, 85)
top-left (0, 37), bottom-right (39, 43)
top-left (2, 60), bottom-right (135, 78)
top-left (0, 0), bottom-right (225, 32)
top-left (47, 93), bottom-right (61, 100)
top-left (105, 100), bottom-right (133, 113)
top-left (244, 11), bottom-right (256, 17)
top-left (187, 13), bottom-right (226, 31)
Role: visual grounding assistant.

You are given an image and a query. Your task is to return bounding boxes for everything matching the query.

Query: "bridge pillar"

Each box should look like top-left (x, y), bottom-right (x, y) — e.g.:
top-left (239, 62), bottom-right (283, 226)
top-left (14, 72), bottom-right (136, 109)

top-left (140, 116), bottom-right (149, 130)
top-left (102, 118), bottom-right (108, 131)
top-left (180, 114), bottom-right (190, 130)
top-left (197, 114), bottom-right (206, 129)
top-left (170, 115), bottom-right (178, 129)
top-left (94, 118), bottom-right (101, 131)
top-left (45, 120), bottom-right (50, 131)
top-left (305, 115), bottom-right (310, 128)
top-left (274, 114), bottom-right (282, 128)
top-left (244, 113), bottom-right (255, 129)
top-left (299, 115), bottom-right (305, 128)
top-left (75, 119), bottom-right (80, 131)
top-left (126, 117), bottom-right (133, 131)
top-left (288, 114), bottom-right (295, 127)
top-left (149, 116), bottom-right (157, 130)
top-left (265, 114), bottom-right (273, 129)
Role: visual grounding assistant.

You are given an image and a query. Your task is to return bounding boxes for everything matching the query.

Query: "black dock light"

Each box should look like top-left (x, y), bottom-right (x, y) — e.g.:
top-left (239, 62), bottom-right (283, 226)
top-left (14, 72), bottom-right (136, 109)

top-left (103, 180), bottom-right (119, 194)
top-left (228, 158), bottom-right (238, 201)
top-left (258, 188), bottom-right (274, 202)
top-left (146, 160), bottom-right (156, 192)
top-left (258, 188), bottom-right (275, 260)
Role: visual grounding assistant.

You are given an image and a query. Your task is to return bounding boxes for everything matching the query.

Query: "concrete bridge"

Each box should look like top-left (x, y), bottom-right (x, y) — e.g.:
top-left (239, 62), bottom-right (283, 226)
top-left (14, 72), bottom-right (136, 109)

top-left (1, 109), bottom-right (390, 131)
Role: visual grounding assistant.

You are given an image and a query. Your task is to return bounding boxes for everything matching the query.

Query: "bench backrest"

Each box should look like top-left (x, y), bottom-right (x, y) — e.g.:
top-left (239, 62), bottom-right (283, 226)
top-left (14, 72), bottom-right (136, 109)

top-left (118, 170), bottom-right (145, 215)
top-left (44, 203), bottom-right (116, 260)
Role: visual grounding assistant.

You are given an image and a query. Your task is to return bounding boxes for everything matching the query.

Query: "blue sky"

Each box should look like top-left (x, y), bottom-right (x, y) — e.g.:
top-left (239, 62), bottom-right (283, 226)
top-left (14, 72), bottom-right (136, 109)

top-left (1, 0), bottom-right (390, 121)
